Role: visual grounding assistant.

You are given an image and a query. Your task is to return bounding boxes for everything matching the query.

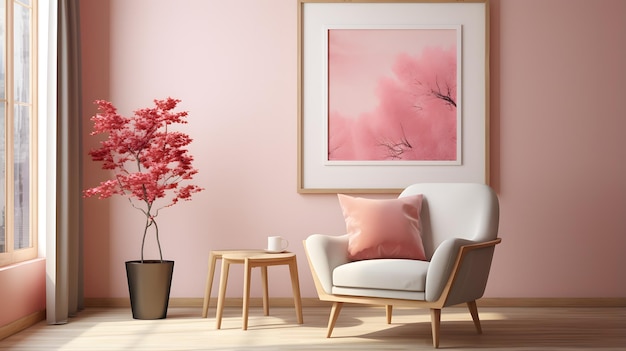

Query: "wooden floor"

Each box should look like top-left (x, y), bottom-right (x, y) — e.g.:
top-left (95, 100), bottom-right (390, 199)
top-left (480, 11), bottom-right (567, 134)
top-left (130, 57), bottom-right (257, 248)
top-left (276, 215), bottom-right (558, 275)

top-left (1, 306), bottom-right (625, 350)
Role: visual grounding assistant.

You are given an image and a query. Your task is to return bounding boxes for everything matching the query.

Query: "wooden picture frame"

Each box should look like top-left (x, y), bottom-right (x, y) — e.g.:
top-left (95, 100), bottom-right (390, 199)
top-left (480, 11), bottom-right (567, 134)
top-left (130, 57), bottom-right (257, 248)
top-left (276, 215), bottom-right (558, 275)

top-left (297, 0), bottom-right (489, 193)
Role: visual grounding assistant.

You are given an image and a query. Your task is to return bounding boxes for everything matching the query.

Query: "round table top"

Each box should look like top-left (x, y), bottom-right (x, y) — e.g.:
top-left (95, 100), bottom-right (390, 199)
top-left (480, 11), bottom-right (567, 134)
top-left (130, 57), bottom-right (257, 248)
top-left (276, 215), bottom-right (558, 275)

top-left (211, 249), bottom-right (266, 255)
top-left (221, 250), bottom-right (295, 261)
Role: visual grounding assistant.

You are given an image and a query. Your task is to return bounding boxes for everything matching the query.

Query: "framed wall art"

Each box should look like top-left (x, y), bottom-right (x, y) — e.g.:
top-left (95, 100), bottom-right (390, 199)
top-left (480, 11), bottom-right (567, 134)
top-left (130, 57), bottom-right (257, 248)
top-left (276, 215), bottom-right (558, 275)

top-left (297, 0), bottom-right (489, 193)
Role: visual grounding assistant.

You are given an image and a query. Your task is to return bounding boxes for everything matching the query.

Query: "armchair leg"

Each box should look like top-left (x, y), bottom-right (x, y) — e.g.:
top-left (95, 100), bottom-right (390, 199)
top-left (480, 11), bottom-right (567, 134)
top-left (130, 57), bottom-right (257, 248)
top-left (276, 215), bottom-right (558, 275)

top-left (467, 300), bottom-right (482, 334)
top-left (386, 305), bottom-right (392, 324)
top-left (430, 308), bottom-right (441, 348)
top-left (326, 302), bottom-right (343, 338)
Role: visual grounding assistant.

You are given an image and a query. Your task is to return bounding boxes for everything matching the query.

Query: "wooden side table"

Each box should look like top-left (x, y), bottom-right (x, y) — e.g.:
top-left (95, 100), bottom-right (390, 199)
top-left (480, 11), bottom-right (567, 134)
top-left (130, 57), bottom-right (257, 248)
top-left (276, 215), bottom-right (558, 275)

top-left (214, 251), bottom-right (303, 330)
top-left (202, 249), bottom-right (265, 318)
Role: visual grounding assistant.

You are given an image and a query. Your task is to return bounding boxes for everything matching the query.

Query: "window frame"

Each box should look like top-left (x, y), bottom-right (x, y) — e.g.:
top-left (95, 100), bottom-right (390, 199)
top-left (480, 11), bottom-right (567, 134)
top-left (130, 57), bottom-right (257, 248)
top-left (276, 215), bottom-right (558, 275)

top-left (0, 0), bottom-right (38, 267)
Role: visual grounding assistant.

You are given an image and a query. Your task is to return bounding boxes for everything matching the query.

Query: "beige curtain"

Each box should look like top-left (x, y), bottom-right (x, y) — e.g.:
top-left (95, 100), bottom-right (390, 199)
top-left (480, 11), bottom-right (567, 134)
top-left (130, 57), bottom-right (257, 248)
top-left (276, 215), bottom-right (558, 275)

top-left (46, 0), bottom-right (84, 324)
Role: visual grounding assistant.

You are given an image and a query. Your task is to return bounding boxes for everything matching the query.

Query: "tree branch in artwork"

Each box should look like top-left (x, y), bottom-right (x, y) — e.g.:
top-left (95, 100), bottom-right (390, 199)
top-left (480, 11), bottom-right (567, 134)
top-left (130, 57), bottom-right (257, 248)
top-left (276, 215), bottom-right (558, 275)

top-left (378, 124), bottom-right (413, 160)
top-left (431, 77), bottom-right (456, 109)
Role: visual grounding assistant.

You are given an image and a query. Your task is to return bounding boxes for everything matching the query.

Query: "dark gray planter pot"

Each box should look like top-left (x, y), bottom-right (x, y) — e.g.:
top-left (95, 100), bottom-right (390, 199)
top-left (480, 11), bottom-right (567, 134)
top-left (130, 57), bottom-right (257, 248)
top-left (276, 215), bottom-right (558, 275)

top-left (125, 260), bottom-right (174, 319)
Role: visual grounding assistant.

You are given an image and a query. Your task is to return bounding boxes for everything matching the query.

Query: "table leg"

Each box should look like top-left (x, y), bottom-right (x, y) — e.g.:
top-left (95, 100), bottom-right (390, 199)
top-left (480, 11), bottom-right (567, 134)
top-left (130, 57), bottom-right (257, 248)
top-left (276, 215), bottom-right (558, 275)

top-left (288, 257), bottom-right (303, 324)
top-left (242, 258), bottom-right (252, 330)
top-left (216, 259), bottom-right (230, 329)
top-left (202, 252), bottom-right (218, 318)
top-left (261, 266), bottom-right (269, 316)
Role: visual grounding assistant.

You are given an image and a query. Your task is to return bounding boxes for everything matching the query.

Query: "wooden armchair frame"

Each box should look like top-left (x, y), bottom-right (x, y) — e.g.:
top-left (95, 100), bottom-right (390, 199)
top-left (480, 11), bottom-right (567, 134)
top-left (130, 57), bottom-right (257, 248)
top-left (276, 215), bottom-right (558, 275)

top-left (304, 238), bottom-right (502, 348)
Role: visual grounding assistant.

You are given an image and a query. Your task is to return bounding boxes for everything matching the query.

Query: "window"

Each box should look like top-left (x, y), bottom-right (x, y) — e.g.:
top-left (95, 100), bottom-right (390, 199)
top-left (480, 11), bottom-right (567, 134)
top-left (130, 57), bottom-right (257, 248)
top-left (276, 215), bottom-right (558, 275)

top-left (0, 0), bottom-right (37, 267)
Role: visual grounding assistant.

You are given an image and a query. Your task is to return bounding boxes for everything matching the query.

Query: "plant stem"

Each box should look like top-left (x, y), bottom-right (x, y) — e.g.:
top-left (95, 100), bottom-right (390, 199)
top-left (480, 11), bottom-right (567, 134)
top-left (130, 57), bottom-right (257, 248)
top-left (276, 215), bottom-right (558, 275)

top-left (153, 218), bottom-right (163, 262)
top-left (141, 213), bottom-right (150, 263)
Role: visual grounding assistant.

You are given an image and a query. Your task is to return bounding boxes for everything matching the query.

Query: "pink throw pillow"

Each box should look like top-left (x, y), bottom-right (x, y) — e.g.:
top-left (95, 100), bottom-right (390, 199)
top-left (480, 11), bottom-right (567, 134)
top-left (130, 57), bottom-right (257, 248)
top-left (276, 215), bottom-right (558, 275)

top-left (338, 194), bottom-right (427, 261)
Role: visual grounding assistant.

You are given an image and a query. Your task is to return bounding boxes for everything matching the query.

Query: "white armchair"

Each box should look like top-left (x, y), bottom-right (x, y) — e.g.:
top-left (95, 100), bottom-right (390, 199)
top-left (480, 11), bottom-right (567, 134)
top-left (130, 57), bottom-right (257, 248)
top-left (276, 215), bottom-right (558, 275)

top-left (304, 183), bottom-right (501, 348)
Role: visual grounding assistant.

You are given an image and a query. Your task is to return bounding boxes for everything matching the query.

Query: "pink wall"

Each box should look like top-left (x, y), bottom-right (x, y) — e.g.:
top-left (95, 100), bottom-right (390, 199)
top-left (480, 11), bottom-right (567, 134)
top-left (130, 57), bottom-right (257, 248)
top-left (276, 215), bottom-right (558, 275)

top-left (80, 0), bottom-right (626, 301)
top-left (0, 259), bottom-right (46, 328)
top-left (488, 0), bottom-right (626, 297)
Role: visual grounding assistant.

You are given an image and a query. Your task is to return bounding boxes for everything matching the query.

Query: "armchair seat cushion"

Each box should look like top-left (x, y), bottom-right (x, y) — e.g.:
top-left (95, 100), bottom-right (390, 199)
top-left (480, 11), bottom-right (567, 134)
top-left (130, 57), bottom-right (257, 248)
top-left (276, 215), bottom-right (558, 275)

top-left (333, 258), bottom-right (429, 292)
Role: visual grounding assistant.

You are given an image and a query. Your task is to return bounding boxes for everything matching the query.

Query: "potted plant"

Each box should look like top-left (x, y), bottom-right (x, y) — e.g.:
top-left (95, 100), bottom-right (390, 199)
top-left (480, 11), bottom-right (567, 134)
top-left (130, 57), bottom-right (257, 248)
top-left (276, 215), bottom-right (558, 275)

top-left (84, 97), bottom-right (204, 319)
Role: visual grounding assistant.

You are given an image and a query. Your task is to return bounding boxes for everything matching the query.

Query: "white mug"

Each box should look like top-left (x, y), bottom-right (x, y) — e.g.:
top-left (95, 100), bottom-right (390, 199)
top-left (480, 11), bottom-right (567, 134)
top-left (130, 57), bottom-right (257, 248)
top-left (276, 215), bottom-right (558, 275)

top-left (267, 236), bottom-right (289, 252)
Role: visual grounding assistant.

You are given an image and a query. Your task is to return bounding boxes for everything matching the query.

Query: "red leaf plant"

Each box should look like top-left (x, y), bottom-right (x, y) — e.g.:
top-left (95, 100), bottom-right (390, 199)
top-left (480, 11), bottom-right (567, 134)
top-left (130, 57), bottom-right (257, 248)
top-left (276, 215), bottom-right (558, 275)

top-left (84, 97), bottom-right (204, 262)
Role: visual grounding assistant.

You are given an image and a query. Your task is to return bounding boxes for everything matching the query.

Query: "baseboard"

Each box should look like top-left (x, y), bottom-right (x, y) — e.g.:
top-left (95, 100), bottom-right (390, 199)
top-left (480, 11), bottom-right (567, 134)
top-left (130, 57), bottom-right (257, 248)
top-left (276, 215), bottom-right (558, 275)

top-left (85, 297), bottom-right (626, 309)
top-left (0, 310), bottom-right (45, 341)
top-left (476, 297), bottom-right (626, 307)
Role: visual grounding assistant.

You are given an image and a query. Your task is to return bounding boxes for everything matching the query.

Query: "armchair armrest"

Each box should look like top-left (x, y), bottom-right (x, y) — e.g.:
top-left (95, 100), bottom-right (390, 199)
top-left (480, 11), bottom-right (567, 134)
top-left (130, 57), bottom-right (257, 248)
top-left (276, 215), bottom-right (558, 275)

top-left (426, 238), bottom-right (474, 302)
top-left (426, 238), bottom-right (502, 303)
top-left (303, 234), bottom-right (350, 294)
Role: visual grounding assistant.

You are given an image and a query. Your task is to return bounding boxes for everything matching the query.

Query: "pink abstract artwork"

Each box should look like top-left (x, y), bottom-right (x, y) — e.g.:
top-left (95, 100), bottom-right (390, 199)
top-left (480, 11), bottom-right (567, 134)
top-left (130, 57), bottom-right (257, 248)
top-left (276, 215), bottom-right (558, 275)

top-left (327, 29), bottom-right (458, 162)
